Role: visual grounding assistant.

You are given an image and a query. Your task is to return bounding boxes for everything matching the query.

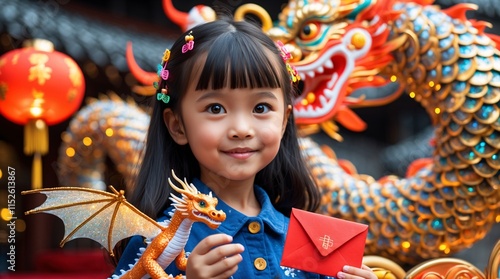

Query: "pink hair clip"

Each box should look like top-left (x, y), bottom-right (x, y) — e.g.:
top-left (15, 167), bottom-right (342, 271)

top-left (182, 31), bottom-right (194, 53)
top-left (159, 63), bottom-right (169, 80)
top-left (275, 40), bottom-right (292, 61)
top-left (275, 40), bottom-right (300, 83)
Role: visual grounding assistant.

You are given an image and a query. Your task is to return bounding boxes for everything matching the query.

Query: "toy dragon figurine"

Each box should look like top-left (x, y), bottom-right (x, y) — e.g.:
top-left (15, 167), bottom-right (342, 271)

top-left (56, 0), bottom-right (500, 266)
top-left (23, 170), bottom-right (226, 279)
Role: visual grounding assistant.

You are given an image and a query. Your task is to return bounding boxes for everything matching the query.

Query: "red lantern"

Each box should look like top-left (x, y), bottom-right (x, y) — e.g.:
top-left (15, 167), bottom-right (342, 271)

top-left (0, 39), bottom-right (85, 189)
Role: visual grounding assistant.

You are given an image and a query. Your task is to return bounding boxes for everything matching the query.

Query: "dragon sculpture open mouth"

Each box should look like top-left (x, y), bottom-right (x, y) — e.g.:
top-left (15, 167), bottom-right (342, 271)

top-left (291, 33), bottom-right (366, 125)
top-left (260, 0), bottom-right (410, 133)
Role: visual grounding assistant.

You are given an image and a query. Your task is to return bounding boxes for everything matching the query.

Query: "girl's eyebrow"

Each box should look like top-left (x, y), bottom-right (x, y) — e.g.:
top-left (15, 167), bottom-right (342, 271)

top-left (195, 91), bottom-right (222, 102)
top-left (255, 91), bottom-right (279, 100)
top-left (195, 90), bottom-right (279, 102)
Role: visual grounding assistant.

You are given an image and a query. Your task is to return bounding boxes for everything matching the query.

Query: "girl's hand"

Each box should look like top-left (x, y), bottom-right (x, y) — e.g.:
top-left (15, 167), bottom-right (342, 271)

top-left (337, 265), bottom-right (378, 279)
top-left (185, 234), bottom-right (244, 279)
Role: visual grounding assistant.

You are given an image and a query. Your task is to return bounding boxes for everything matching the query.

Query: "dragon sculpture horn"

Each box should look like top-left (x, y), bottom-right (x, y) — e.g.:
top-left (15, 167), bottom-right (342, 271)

top-left (234, 4), bottom-right (273, 32)
top-left (125, 41), bottom-right (158, 87)
top-left (162, 0), bottom-right (189, 31)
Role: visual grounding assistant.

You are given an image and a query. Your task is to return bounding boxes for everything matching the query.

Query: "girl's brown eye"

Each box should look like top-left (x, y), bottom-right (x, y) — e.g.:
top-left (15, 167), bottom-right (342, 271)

top-left (208, 104), bottom-right (225, 114)
top-left (254, 103), bottom-right (270, 114)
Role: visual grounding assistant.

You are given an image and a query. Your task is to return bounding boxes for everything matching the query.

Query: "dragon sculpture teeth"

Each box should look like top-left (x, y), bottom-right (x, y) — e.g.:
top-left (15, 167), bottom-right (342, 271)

top-left (56, 0), bottom-right (500, 266)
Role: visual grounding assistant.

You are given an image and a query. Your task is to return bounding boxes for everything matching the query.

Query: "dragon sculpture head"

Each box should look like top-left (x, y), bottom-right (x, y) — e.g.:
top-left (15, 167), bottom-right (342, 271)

top-left (264, 0), bottom-right (417, 133)
top-left (168, 170), bottom-right (226, 229)
top-left (144, 0), bottom-right (412, 136)
top-left (129, 0), bottom-right (431, 136)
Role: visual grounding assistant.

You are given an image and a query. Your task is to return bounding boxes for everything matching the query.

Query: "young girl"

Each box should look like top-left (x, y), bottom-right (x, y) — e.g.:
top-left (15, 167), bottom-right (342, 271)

top-left (114, 18), bottom-right (377, 279)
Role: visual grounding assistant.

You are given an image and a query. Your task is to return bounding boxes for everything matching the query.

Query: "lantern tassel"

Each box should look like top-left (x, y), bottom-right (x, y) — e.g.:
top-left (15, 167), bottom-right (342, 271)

top-left (32, 153), bottom-right (42, 189)
top-left (24, 119), bottom-right (48, 189)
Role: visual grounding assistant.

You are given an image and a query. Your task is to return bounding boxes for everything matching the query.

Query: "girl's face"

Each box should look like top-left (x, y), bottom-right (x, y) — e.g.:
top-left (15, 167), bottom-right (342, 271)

top-left (165, 65), bottom-right (291, 186)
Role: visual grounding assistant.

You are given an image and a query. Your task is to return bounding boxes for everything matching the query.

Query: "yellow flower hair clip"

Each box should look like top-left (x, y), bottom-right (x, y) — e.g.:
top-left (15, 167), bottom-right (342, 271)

top-left (275, 40), bottom-right (300, 83)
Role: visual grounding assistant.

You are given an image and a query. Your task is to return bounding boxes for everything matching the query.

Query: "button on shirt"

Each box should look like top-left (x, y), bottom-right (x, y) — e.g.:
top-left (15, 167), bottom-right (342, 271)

top-left (114, 178), bottom-right (334, 279)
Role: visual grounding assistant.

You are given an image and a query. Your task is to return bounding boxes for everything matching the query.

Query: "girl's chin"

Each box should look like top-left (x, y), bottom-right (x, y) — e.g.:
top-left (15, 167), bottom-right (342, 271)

top-left (201, 170), bottom-right (257, 185)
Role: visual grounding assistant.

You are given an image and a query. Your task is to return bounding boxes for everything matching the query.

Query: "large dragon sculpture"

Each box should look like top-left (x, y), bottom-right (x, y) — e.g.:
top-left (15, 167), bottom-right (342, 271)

top-left (57, 0), bottom-right (500, 268)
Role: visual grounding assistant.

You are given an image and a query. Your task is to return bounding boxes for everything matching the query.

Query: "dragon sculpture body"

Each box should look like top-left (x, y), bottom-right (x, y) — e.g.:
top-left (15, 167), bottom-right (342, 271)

top-left (57, 0), bottom-right (500, 266)
top-left (24, 171), bottom-right (226, 279)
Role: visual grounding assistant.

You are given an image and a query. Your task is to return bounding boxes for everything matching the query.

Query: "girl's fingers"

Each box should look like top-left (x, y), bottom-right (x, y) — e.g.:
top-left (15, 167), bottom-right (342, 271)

top-left (208, 252), bottom-right (243, 277)
top-left (338, 265), bottom-right (377, 279)
top-left (193, 234), bottom-right (244, 266)
top-left (360, 265), bottom-right (377, 279)
top-left (205, 242), bottom-right (245, 264)
top-left (190, 253), bottom-right (242, 279)
top-left (186, 233), bottom-right (244, 279)
top-left (361, 264), bottom-right (372, 271)
top-left (192, 233), bottom-right (234, 255)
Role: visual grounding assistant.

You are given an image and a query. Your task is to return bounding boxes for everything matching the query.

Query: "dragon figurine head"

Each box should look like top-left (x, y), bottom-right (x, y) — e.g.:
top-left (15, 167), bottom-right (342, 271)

top-left (265, 0), bottom-right (411, 132)
top-left (168, 170), bottom-right (226, 229)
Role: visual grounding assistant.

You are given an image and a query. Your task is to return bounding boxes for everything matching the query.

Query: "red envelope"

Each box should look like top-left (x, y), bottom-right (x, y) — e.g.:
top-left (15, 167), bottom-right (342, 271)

top-left (281, 208), bottom-right (368, 277)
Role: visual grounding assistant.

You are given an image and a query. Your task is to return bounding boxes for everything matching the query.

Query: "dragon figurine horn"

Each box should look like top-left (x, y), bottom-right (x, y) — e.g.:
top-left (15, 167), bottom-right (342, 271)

top-left (168, 170), bottom-right (198, 196)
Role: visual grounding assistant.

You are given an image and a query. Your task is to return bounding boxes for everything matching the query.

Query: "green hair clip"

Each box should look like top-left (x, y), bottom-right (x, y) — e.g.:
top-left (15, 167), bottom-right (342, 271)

top-left (157, 88), bottom-right (170, 104)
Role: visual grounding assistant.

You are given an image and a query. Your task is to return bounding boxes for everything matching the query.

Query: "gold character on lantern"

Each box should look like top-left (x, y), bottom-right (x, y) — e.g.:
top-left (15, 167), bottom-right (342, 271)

top-left (28, 54), bottom-right (52, 85)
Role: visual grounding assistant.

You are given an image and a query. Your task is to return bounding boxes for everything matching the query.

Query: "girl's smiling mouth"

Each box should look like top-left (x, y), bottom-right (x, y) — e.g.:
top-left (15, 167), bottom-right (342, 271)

top-left (223, 148), bottom-right (257, 159)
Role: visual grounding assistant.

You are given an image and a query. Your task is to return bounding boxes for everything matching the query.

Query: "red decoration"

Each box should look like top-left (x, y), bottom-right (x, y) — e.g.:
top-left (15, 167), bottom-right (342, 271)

top-left (0, 39), bottom-right (85, 189)
top-left (0, 40), bottom-right (85, 125)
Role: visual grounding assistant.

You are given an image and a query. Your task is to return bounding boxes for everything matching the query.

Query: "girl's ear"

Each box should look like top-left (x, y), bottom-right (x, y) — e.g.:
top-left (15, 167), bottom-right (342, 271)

top-left (163, 108), bottom-right (188, 145)
top-left (282, 105), bottom-right (292, 136)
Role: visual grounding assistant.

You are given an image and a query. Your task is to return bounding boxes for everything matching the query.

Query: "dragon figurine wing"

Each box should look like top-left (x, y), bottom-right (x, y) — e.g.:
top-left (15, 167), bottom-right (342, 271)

top-left (22, 186), bottom-right (164, 256)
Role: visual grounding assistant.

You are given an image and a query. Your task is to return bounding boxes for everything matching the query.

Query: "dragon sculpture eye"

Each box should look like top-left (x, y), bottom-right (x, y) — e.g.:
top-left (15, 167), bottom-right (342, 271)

top-left (199, 201), bottom-right (206, 208)
top-left (299, 22), bottom-right (320, 41)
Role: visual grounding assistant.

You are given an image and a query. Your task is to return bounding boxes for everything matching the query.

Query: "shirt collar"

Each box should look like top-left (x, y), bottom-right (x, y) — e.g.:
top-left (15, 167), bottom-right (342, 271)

top-left (184, 178), bottom-right (287, 236)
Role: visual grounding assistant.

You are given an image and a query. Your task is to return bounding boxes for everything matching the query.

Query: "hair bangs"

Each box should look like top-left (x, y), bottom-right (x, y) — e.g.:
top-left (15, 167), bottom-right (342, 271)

top-left (196, 32), bottom-right (284, 90)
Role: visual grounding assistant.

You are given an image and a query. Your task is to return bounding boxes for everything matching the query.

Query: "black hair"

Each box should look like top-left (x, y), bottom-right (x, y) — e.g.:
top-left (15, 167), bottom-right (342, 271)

top-left (130, 18), bottom-right (320, 220)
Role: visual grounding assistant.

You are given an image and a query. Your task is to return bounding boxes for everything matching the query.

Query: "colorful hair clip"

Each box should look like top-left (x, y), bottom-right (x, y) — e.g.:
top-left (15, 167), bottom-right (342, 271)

top-left (287, 64), bottom-right (300, 83)
top-left (162, 49), bottom-right (171, 62)
top-left (157, 62), bottom-right (169, 81)
top-left (275, 40), bottom-right (300, 83)
top-left (157, 88), bottom-right (170, 104)
top-left (155, 48), bottom-right (171, 104)
top-left (276, 40), bottom-right (291, 61)
top-left (158, 48), bottom-right (171, 81)
top-left (182, 31), bottom-right (194, 53)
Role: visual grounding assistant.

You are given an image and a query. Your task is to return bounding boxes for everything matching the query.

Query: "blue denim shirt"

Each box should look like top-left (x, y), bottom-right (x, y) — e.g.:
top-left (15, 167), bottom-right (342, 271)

top-left (114, 178), bottom-right (334, 279)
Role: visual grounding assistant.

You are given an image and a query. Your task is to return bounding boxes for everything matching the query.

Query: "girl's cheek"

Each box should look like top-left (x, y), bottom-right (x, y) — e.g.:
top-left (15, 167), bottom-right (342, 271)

top-left (259, 126), bottom-right (285, 145)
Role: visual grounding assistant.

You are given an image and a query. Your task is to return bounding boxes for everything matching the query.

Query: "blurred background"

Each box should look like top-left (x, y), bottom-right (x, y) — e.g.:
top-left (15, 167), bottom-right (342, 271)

top-left (0, 0), bottom-right (498, 277)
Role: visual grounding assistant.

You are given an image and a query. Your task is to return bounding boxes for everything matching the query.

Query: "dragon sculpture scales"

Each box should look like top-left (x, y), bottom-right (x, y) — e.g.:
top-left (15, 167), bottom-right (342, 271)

top-left (24, 170), bottom-right (226, 279)
top-left (56, 0), bottom-right (500, 266)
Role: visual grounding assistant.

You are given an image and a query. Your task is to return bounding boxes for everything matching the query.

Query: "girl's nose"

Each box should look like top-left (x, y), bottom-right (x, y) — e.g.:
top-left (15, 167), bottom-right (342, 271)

top-left (230, 126), bottom-right (255, 139)
top-left (229, 116), bottom-right (255, 139)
